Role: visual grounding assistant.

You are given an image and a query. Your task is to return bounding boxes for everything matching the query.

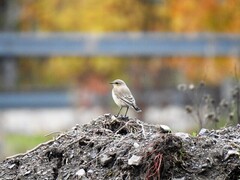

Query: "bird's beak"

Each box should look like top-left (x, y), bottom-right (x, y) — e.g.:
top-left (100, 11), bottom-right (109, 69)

top-left (109, 81), bottom-right (114, 84)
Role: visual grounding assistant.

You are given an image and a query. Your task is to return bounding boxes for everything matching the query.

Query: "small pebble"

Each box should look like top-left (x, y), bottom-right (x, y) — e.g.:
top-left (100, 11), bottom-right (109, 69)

top-left (174, 132), bottom-right (190, 140)
top-left (198, 128), bottom-right (209, 136)
top-left (100, 154), bottom-right (113, 166)
top-left (87, 169), bottom-right (94, 174)
top-left (159, 125), bottom-right (171, 133)
top-left (128, 155), bottom-right (142, 166)
top-left (133, 142), bottom-right (140, 148)
top-left (76, 169), bottom-right (86, 177)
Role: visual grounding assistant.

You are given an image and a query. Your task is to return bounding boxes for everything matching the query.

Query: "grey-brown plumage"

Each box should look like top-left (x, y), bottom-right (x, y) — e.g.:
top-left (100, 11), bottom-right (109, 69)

top-left (110, 79), bottom-right (141, 117)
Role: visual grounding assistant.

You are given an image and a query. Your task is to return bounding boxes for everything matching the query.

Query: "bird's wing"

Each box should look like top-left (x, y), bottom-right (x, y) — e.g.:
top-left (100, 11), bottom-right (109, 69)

top-left (119, 94), bottom-right (136, 107)
top-left (114, 86), bottom-right (136, 107)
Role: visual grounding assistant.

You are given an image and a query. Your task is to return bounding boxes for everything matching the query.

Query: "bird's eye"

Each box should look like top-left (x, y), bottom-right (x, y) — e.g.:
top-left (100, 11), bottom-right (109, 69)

top-left (115, 82), bottom-right (119, 85)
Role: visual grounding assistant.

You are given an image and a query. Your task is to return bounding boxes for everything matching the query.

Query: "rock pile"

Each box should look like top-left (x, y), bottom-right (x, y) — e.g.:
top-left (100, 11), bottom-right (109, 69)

top-left (0, 114), bottom-right (239, 179)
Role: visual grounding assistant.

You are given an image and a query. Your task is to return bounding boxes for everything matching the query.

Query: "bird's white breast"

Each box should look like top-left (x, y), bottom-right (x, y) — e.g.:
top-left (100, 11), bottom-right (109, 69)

top-left (112, 89), bottom-right (126, 107)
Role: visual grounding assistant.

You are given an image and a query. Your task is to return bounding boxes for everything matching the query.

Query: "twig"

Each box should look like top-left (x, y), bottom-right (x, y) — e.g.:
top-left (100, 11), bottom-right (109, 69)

top-left (114, 120), bottom-right (137, 134)
top-left (44, 131), bottom-right (62, 137)
top-left (136, 120), bottom-right (146, 138)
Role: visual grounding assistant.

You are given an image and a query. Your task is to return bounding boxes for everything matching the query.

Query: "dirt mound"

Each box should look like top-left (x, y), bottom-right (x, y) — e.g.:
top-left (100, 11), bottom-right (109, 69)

top-left (0, 114), bottom-right (240, 179)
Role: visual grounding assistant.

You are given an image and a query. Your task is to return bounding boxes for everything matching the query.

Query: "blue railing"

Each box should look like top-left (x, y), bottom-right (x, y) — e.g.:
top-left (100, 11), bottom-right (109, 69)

top-left (0, 33), bottom-right (239, 108)
top-left (0, 91), bottom-right (72, 108)
top-left (0, 33), bottom-right (239, 57)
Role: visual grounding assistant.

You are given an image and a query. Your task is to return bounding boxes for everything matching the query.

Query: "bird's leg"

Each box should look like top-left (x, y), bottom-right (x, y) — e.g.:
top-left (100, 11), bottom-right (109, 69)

top-left (116, 107), bottom-right (123, 117)
top-left (124, 106), bottom-right (129, 117)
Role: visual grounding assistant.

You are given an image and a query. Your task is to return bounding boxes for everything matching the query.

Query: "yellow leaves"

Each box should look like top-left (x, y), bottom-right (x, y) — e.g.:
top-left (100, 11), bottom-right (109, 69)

top-left (38, 57), bottom-right (127, 86)
top-left (169, 0), bottom-right (206, 31)
top-left (18, 0), bottom-right (158, 32)
top-left (41, 57), bottom-right (86, 85)
top-left (165, 57), bottom-right (239, 84)
top-left (16, 0), bottom-right (240, 87)
top-left (167, 0), bottom-right (240, 32)
top-left (19, 0), bottom-right (240, 32)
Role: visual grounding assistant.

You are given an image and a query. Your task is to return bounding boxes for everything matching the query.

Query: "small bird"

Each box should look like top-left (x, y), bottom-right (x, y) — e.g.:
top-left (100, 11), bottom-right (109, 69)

top-left (110, 79), bottom-right (142, 117)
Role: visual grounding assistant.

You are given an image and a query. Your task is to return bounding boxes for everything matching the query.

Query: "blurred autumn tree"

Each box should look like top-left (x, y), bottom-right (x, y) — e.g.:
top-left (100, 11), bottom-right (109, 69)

top-left (19, 0), bottom-right (240, 32)
top-left (14, 0), bottom-right (240, 89)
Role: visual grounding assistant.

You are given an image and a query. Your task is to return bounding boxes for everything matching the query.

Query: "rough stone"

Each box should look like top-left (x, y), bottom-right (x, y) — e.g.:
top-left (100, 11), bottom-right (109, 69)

top-left (0, 114), bottom-right (239, 180)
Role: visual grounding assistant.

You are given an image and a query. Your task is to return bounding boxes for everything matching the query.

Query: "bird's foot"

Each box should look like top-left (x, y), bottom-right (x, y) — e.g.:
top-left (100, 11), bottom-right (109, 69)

top-left (120, 115), bottom-right (129, 121)
top-left (114, 115), bottom-right (129, 121)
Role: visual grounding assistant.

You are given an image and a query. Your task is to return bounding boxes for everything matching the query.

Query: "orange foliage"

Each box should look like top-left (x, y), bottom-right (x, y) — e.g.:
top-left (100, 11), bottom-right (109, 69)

top-left (16, 0), bottom-right (240, 87)
top-left (161, 57), bottom-right (239, 84)
top-left (19, 0), bottom-right (240, 32)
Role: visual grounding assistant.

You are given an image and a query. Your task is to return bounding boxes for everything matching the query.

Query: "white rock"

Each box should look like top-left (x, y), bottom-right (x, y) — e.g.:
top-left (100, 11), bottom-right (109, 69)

top-left (100, 154), bottom-right (113, 166)
top-left (147, 146), bottom-right (154, 153)
top-left (198, 128), bottom-right (209, 136)
top-left (104, 113), bottom-right (111, 118)
top-left (87, 169), bottom-right (93, 174)
top-left (133, 142), bottom-right (140, 148)
top-left (224, 149), bottom-right (240, 160)
top-left (172, 177), bottom-right (185, 180)
top-left (128, 155), bottom-right (142, 166)
top-left (174, 132), bottom-right (190, 140)
top-left (76, 169), bottom-right (86, 177)
top-left (8, 164), bottom-right (16, 169)
top-left (111, 115), bottom-right (117, 120)
top-left (159, 125), bottom-right (171, 133)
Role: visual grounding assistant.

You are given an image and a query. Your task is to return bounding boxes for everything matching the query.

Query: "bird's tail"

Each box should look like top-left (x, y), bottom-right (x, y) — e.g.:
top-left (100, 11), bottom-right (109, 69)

top-left (133, 105), bottom-right (142, 112)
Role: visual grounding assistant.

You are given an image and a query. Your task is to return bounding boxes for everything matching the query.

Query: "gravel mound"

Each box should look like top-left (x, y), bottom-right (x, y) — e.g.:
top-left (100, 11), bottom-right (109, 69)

top-left (0, 114), bottom-right (240, 179)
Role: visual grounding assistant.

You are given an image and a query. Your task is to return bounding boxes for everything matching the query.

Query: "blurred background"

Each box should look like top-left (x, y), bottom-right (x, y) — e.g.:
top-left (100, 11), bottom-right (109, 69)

top-left (0, 0), bottom-right (240, 159)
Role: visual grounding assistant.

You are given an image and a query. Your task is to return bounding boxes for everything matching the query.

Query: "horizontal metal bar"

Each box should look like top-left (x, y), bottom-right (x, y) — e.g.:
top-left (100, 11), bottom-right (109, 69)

top-left (0, 33), bottom-right (239, 57)
top-left (0, 91), bottom-right (72, 108)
